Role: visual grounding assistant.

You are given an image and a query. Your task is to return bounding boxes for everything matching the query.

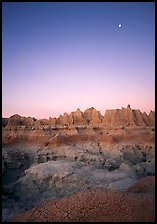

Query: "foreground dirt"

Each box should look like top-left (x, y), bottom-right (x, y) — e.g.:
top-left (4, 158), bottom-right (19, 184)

top-left (12, 177), bottom-right (155, 222)
top-left (127, 175), bottom-right (155, 194)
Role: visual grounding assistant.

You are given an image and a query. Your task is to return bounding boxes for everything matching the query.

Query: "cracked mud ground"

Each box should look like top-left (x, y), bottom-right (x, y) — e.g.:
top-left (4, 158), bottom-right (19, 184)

top-left (12, 179), bottom-right (155, 222)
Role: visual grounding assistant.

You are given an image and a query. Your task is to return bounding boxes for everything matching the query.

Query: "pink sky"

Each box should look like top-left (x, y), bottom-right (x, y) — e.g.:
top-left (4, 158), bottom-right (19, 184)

top-left (2, 3), bottom-right (155, 119)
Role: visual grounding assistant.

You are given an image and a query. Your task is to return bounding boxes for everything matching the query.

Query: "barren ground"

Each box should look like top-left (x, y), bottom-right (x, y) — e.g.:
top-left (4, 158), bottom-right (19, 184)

top-left (2, 124), bottom-right (155, 222)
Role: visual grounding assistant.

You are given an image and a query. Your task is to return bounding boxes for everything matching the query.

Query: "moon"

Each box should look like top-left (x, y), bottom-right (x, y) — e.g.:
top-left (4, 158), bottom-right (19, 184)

top-left (118, 24), bottom-right (122, 28)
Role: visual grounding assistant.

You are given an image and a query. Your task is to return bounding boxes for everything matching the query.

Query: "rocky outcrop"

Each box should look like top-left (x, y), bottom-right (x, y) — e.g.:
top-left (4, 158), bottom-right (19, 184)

top-left (148, 111), bottom-right (155, 126)
top-left (56, 109), bottom-right (88, 126)
top-left (2, 118), bottom-right (8, 127)
top-left (2, 105), bottom-right (155, 223)
top-left (133, 109), bottom-right (148, 126)
top-left (2, 105), bottom-right (155, 128)
top-left (2, 141), bottom-right (155, 222)
top-left (2, 115), bottom-right (155, 222)
top-left (83, 107), bottom-right (103, 125)
top-left (57, 113), bottom-right (73, 126)
top-left (70, 108), bottom-right (88, 126)
top-left (6, 114), bottom-right (37, 127)
top-left (48, 117), bottom-right (57, 125)
top-left (3, 143), bottom-right (154, 207)
top-left (102, 105), bottom-right (153, 127)
top-left (38, 119), bottom-right (50, 125)
top-left (103, 108), bottom-right (133, 127)
top-left (142, 112), bottom-right (150, 126)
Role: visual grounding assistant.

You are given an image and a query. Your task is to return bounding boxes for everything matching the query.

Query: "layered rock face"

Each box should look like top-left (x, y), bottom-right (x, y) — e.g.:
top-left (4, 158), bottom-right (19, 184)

top-left (57, 112), bottom-right (73, 126)
top-left (142, 112), bottom-right (150, 126)
top-left (2, 105), bottom-right (155, 128)
top-left (102, 106), bottom-right (153, 127)
top-left (148, 111), bottom-right (155, 126)
top-left (2, 105), bottom-right (155, 222)
top-left (3, 114), bottom-right (37, 127)
top-left (83, 107), bottom-right (103, 124)
top-left (70, 108), bottom-right (88, 126)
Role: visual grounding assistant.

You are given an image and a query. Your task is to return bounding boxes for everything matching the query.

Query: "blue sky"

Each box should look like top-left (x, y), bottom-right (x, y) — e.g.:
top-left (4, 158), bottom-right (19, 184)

top-left (2, 2), bottom-right (155, 118)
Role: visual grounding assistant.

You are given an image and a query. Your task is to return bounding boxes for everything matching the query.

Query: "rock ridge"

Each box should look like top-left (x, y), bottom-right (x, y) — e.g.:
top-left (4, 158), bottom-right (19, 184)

top-left (2, 105), bottom-right (155, 128)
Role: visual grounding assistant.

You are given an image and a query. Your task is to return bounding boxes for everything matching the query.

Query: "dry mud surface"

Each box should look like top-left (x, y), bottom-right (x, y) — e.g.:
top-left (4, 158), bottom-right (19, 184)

top-left (2, 118), bottom-right (155, 222)
top-left (13, 184), bottom-right (155, 222)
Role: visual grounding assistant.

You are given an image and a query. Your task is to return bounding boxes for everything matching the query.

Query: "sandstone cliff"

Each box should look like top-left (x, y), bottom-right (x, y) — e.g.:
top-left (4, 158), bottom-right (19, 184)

top-left (102, 105), bottom-right (154, 127)
top-left (2, 105), bottom-right (155, 128)
top-left (57, 113), bottom-right (73, 126)
top-left (148, 111), bottom-right (155, 127)
top-left (6, 114), bottom-right (37, 126)
top-left (83, 107), bottom-right (103, 125)
top-left (70, 108), bottom-right (88, 126)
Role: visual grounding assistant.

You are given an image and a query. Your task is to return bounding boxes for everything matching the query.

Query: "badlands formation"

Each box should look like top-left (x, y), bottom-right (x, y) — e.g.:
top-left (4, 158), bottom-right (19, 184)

top-left (2, 105), bottom-right (155, 222)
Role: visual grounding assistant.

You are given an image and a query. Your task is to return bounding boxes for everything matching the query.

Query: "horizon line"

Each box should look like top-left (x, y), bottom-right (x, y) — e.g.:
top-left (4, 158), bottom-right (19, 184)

top-left (2, 105), bottom-right (155, 120)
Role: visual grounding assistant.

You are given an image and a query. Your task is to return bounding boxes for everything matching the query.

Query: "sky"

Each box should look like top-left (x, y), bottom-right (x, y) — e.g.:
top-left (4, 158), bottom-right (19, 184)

top-left (2, 2), bottom-right (155, 119)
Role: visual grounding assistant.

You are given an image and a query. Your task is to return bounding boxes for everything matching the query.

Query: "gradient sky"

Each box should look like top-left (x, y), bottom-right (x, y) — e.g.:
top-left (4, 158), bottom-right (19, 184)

top-left (2, 2), bottom-right (155, 119)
